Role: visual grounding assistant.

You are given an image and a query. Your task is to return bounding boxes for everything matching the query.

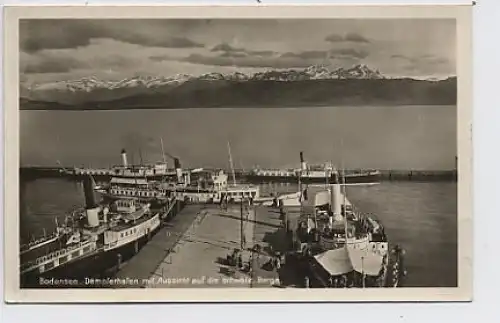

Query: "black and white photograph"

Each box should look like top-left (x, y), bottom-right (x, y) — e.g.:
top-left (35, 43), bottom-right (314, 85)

top-left (3, 5), bottom-right (472, 302)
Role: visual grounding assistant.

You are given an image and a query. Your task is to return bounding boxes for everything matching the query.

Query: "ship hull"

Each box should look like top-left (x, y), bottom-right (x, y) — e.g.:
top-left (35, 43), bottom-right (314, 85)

top-left (243, 172), bottom-right (380, 184)
top-left (20, 224), bottom-right (162, 288)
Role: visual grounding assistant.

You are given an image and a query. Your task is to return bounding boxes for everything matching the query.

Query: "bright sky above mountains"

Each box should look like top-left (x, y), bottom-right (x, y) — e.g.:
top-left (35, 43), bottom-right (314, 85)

top-left (20, 19), bottom-right (456, 84)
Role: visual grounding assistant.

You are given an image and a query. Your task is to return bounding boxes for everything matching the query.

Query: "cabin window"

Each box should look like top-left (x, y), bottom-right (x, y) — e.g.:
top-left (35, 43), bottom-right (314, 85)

top-left (120, 233), bottom-right (124, 238)
top-left (72, 251), bottom-right (80, 258)
top-left (45, 262), bottom-right (55, 270)
top-left (59, 256), bottom-right (68, 264)
top-left (83, 246), bottom-right (90, 253)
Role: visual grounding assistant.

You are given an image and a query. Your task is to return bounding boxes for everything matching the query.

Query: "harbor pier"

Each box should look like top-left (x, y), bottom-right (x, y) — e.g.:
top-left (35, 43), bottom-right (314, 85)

top-left (111, 202), bottom-right (305, 288)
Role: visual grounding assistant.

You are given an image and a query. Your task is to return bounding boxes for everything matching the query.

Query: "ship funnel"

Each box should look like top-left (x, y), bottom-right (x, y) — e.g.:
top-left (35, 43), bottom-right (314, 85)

top-left (82, 175), bottom-right (99, 227)
top-left (82, 175), bottom-right (98, 209)
top-left (330, 184), bottom-right (343, 223)
top-left (121, 149), bottom-right (128, 167)
top-left (174, 158), bottom-right (183, 182)
top-left (300, 151), bottom-right (307, 171)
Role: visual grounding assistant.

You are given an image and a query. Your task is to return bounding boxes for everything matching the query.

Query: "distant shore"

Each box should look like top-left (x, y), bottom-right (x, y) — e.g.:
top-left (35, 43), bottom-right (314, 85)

top-left (19, 166), bottom-right (458, 182)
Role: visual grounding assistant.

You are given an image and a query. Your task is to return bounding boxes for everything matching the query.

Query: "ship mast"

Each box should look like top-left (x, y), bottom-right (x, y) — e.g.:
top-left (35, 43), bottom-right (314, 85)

top-left (160, 138), bottom-right (167, 165)
top-left (227, 141), bottom-right (236, 186)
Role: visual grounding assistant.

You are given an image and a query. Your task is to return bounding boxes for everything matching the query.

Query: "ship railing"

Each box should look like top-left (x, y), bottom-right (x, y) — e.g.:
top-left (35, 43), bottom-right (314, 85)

top-left (20, 231), bottom-right (60, 251)
top-left (20, 240), bottom-right (95, 270)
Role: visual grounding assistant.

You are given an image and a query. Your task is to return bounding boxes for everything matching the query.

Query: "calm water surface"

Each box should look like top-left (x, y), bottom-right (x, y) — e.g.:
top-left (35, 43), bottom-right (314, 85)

top-left (20, 178), bottom-right (457, 288)
top-left (20, 106), bottom-right (456, 170)
top-left (19, 105), bottom-right (457, 287)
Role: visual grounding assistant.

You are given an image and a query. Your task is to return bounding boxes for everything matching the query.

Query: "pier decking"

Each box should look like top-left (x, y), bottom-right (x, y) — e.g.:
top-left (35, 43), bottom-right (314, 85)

top-left (146, 205), bottom-right (257, 288)
top-left (112, 202), bottom-right (308, 288)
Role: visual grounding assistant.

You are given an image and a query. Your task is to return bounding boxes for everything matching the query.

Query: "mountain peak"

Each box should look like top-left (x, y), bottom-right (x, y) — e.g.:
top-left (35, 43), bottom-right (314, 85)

top-left (24, 64), bottom-right (451, 105)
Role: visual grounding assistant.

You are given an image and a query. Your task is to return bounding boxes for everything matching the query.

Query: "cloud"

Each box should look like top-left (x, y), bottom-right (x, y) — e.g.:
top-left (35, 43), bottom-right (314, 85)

top-left (211, 43), bottom-right (245, 52)
top-left (22, 54), bottom-right (89, 74)
top-left (119, 35), bottom-right (204, 49)
top-left (249, 50), bottom-right (275, 57)
top-left (91, 55), bottom-right (142, 69)
top-left (179, 46), bottom-right (367, 69)
top-left (20, 19), bottom-right (205, 53)
top-left (280, 51), bottom-right (328, 59)
top-left (325, 34), bottom-right (344, 42)
top-left (210, 43), bottom-right (277, 58)
top-left (149, 55), bottom-right (174, 62)
top-left (325, 32), bottom-right (370, 43)
top-left (391, 53), bottom-right (450, 65)
top-left (220, 52), bottom-right (249, 58)
top-left (330, 48), bottom-right (369, 59)
top-left (390, 53), bottom-right (453, 75)
top-left (344, 33), bottom-right (370, 43)
top-left (280, 48), bottom-right (369, 60)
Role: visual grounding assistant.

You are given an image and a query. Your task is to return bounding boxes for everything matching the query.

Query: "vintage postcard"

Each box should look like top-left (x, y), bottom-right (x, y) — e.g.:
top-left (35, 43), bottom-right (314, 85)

top-left (3, 5), bottom-right (473, 303)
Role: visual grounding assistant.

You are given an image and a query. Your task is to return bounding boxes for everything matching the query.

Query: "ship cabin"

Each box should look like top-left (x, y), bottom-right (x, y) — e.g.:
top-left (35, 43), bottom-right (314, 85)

top-left (110, 177), bottom-right (150, 189)
top-left (295, 187), bottom-right (386, 253)
top-left (108, 177), bottom-right (170, 200)
top-left (102, 198), bottom-right (161, 251)
top-left (220, 184), bottom-right (260, 202)
top-left (253, 168), bottom-right (297, 177)
top-left (110, 162), bottom-right (170, 178)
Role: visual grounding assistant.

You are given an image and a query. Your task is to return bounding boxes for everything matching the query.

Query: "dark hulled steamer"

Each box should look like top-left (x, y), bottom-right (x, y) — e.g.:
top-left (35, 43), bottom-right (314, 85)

top-left (281, 162), bottom-right (406, 288)
top-left (245, 151), bottom-right (381, 184)
top-left (20, 175), bottom-right (171, 288)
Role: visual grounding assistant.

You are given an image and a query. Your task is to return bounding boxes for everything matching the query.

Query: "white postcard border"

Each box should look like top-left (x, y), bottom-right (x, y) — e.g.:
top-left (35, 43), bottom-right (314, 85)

top-left (3, 4), bottom-right (473, 303)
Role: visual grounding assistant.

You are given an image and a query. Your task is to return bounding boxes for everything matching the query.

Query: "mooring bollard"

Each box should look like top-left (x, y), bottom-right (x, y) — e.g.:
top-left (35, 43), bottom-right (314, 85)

top-left (117, 253), bottom-right (122, 270)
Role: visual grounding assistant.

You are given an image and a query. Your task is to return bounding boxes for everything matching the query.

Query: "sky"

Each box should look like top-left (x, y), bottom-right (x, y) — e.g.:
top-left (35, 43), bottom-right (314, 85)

top-left (19, 19), bottom-right (456, 85)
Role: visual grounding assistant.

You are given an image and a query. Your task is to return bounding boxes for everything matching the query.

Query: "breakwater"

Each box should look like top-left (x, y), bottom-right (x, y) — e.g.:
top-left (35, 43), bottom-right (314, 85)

top-left (375, 169), bottom-right (457, 182)
top-left (20, 166), bottom-right (457, 182)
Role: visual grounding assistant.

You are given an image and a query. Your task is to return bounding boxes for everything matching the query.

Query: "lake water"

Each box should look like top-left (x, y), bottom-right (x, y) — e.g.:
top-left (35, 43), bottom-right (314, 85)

top-left (20, 178), bottom-right (457, 288)
top-left (19, 105), bottom-right (458, 287)
top-left (20, 106), bottom-right (456, 170)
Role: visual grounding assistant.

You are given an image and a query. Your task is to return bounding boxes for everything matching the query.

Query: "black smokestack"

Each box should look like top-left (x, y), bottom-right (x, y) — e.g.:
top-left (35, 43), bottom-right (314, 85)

top-left (332, 171), bottom-right (339, 184)
top-left (82, 175), bottom-right (97, 209)
top-left (121, 149), bottom-right (128, 166)
top-left (174, 158), bottom-right (181, 169)
top-left (300, 151), bottom-right (304, 163)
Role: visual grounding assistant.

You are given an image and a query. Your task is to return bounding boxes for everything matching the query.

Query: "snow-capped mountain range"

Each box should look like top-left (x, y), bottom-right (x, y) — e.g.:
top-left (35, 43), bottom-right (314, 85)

top-left (23, 64), bottom-right (386, 93)
top-left (20, 64), bottom-right (456, 108)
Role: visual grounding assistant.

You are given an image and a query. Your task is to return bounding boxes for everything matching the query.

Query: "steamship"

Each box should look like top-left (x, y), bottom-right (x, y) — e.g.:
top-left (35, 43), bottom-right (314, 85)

top-left (99, 168), bottom-right (261, 205)
top-left (245, 152), bottom-right (381, 184)
top-left (283, 171), bottom-right (406, 288)
top-left (98, 142), bottom-right (261, 205)
top-left (20, 175), bottom-right (168, 288)
top-left (60, 147), bottom-right (201, 183)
